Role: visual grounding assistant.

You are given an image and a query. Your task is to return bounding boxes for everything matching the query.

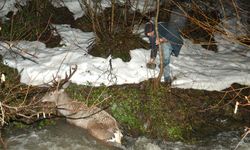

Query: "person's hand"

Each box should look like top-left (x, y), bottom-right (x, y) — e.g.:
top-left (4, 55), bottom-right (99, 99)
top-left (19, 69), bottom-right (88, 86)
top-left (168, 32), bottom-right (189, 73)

top-left (156, 38), bottom-right (167, 45)
top-left (149, 58), bottom-right (155, 63)
top-left (146, 59), bottom-right (156, 69)
top-left (156, 38), bottom-right (160, 45)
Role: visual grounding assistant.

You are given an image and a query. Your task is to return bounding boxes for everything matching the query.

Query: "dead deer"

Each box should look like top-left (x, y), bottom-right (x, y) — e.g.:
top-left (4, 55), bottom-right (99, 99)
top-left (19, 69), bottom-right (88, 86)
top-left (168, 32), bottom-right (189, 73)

top-left (41, 66), bottom-right (123, 144)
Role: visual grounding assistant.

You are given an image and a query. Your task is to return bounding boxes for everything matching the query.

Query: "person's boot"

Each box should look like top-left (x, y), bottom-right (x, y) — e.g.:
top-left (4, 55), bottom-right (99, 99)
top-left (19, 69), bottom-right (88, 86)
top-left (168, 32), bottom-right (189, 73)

top-left (164, 77), bottom-right (172, 86)
top-left (146, 62), bottom-right (156, 69)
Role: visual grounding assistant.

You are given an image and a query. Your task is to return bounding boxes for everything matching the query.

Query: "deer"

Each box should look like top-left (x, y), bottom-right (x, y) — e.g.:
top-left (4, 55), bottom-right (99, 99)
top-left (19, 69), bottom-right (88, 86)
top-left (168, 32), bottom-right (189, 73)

top-left (41, 65), bottom-right (123, 144)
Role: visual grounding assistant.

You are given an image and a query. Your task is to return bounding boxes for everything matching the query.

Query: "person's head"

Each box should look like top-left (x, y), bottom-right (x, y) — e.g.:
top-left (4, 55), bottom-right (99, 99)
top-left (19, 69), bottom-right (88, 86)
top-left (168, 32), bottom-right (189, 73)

top-left (144, 21), bottom-right (157, 49)
top-left (144, 21), bottom-right (155, 37)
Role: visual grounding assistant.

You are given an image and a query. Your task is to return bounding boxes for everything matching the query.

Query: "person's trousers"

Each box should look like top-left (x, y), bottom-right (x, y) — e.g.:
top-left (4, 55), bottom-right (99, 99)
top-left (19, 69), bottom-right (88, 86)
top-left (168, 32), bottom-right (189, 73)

top-left (162, 42), bottom-right (173, 82)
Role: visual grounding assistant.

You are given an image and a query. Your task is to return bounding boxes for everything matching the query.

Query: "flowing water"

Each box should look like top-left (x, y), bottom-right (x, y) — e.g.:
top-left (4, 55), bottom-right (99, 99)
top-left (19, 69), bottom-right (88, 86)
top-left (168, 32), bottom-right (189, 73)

top-left (2, 119), bottom-right (250, 150)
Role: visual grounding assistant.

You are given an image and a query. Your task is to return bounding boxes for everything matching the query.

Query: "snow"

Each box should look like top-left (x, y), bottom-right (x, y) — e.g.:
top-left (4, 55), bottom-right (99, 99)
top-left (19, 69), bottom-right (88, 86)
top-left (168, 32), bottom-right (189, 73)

top-left (0, 0), bottom-right (27, 18)
top-left (0, 0), bottom-right (249, 91)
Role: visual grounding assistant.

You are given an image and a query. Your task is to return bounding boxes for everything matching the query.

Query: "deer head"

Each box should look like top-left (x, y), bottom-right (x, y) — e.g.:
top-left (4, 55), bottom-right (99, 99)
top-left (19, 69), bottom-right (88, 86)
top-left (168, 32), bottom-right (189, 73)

top-left (42, 65), bottom-right (77, 104)
top-left (41, 89), bottom-right (66, 104)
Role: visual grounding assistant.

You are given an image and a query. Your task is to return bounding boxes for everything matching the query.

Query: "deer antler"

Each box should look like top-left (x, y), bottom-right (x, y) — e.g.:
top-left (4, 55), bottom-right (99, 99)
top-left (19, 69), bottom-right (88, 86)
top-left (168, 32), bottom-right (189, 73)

top-left (50, 65), bottom-right (78, 90)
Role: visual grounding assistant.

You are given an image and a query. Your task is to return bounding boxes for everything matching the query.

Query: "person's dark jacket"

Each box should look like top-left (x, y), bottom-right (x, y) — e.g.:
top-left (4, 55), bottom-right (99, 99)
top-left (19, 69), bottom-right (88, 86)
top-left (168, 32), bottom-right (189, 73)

top-left (148, 7), bottom-right (187, 57)
top-left (148, 22), bottom-right (183, 57)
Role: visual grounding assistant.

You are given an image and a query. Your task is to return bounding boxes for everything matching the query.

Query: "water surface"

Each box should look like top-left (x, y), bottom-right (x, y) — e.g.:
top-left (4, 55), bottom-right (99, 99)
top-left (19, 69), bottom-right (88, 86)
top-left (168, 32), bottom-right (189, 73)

top-left (2, 119), bottom-right (250, 150)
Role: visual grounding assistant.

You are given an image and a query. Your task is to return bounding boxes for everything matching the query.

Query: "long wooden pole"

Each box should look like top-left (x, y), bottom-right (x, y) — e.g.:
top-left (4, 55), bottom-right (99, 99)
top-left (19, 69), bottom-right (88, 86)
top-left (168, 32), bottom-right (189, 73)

top-left (154, 0), bottom-right (164, 89)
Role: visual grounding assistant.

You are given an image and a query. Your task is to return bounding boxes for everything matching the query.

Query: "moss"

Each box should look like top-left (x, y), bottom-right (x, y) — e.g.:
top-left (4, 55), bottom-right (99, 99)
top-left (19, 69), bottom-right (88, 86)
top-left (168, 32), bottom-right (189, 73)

top-left (65, 83), bottom-right (109, 106)
top-left (11, 121), bottom-right (29, 129)
top-left (64, 81), bottom-right (250, 142)
top-left (37, 119), bottom-right (56, 129)
top-left (65, 83), bottom-right (191, 140)
top-left (65, 84), bottom-right (86, 101)
top-left (166, 126), bottom-right (184, 140)
top-left (111, 102), bottom-right (144, 132)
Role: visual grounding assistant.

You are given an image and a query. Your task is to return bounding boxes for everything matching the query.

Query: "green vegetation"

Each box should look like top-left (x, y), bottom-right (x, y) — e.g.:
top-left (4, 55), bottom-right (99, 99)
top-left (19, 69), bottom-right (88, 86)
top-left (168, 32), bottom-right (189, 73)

top-left (11, 121), bottom-right (29, 129)
top-left (38, 119), bottom-right (56, 129)
top-left (64, 83), bottom-right (192, 141)
top-left (64, 81), bottom-right (250, 142)
top-left (166, 126), bottom-right (184, 140)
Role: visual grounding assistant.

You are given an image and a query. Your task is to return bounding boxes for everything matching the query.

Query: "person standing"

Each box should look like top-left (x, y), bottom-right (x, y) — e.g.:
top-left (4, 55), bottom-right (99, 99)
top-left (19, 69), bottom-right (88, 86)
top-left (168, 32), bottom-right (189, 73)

top-left (144, 8), bottom-right (186, 84)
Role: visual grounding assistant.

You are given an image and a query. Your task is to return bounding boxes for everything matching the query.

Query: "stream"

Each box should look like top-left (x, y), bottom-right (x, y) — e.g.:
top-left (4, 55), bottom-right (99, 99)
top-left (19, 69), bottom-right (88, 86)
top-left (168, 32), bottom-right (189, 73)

top-left (2, 119), bottom-right (250, 150)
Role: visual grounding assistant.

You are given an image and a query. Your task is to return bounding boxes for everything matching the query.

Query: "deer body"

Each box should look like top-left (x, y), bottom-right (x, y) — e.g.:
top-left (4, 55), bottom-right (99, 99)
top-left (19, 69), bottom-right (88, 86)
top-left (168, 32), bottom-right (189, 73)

top-left (42, 90), bottom-right (122, 144)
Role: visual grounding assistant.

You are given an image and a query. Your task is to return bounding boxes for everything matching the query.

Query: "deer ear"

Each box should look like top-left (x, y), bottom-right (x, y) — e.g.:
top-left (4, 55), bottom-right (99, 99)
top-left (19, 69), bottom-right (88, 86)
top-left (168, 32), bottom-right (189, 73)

top-left (62, 81), bottom-right (71, 89)
top-left (59, 89), bottom-right (65, 93)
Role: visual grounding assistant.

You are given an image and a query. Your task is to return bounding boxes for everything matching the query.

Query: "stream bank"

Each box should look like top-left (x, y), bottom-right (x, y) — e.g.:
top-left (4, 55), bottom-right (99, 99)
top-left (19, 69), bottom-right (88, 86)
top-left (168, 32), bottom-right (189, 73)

top-left (1, 54), bottom-right (250, 147)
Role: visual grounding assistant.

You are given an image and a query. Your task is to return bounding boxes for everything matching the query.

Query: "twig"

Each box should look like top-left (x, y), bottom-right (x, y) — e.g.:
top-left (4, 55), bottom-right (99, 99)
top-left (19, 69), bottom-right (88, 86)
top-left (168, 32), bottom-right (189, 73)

top-left (0, 102), bottom-right (6, 126)
top-left (0, 131), bottom-right (7, 150)
top-left (234, 127), bottom-right (250, 150)
top-left (0, 42), bottom-right (38, 64)
top-left (0, 0), bottom-right (6, 10)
